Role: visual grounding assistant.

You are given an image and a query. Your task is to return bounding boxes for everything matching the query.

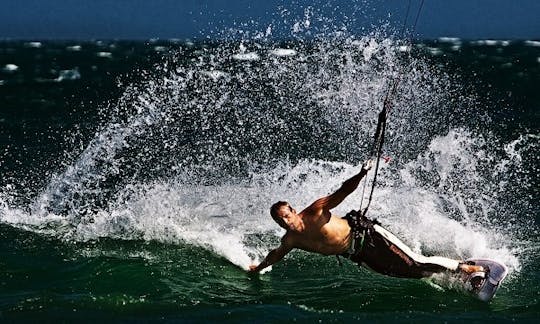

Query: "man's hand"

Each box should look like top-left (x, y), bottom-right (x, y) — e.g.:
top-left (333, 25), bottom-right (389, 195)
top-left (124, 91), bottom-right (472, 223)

top-left (248, 264), bottom-right (260, 272)
top-left (362, 159), bottom-right (374, 171)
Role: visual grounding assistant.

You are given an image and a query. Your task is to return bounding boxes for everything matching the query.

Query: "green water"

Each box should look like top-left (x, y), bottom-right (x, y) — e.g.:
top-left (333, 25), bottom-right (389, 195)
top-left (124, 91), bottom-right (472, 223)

top-left (1, 224), bottom-right (538, 321)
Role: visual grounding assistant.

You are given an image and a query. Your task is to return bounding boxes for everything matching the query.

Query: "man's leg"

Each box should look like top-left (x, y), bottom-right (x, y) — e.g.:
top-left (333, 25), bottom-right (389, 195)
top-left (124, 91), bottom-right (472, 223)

top-left (367, 224), bottom-right (484, 277)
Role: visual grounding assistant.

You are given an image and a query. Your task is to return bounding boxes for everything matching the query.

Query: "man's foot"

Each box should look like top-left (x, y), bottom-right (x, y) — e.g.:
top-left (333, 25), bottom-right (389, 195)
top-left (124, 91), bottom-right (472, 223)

top-left (459, 262), bottom-right (485, 274)
top-left (469, 272), bottom-right (486, 291)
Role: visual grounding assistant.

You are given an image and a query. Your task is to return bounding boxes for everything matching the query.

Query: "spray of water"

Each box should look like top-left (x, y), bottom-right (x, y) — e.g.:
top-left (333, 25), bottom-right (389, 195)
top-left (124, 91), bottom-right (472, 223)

top-left (0, 11), bottom-right (535, 274)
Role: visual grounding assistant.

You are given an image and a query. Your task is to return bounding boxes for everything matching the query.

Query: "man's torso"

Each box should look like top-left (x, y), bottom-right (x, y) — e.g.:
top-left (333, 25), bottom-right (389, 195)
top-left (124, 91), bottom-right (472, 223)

top-left (286, 213), bottom-right (352, 255)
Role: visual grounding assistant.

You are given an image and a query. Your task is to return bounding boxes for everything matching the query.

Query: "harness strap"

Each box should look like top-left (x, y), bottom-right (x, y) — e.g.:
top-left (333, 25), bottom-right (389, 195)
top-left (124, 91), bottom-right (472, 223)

top-left (340, 210), bottom-right (380, 261)
top-left (358, 229), bottom-right (366, 252)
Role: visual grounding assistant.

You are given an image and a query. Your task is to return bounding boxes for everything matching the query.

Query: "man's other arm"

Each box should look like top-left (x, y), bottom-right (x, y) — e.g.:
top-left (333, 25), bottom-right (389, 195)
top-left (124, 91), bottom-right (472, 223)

top-left (249, 236), bottom-right (294, 272)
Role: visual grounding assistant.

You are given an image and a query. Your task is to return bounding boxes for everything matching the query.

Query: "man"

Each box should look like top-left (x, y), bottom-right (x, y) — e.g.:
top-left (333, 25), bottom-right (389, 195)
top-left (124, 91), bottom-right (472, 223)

top-left (249, 160), bottom-right (485, 280)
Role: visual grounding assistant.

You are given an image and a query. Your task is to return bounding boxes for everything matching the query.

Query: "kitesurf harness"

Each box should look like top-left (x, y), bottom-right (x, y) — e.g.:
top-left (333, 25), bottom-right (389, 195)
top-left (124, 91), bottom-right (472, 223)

top-left (340, 210), bottom-right (381, 260)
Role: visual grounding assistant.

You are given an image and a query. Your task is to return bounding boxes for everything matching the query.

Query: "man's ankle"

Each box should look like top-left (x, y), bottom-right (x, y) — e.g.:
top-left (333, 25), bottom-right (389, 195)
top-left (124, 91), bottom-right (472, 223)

top-left (459, 263), bottom-right (484, 274)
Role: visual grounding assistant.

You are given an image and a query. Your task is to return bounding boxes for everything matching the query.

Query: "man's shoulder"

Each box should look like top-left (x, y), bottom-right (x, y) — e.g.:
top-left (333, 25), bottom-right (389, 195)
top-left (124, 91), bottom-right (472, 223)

top-left (281, 231), bottom-right (294, 243)
top-left (300, 200), bottom-right (326, 217)
top-left (276, 232), bottom-right (298, 253)
top-left (281, 231), bottom-right (302, 247)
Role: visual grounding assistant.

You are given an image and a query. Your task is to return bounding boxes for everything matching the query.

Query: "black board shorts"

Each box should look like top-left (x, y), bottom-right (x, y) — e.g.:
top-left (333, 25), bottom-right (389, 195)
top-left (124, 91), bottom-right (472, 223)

top-left (342, 213), bottom-right (459, 279)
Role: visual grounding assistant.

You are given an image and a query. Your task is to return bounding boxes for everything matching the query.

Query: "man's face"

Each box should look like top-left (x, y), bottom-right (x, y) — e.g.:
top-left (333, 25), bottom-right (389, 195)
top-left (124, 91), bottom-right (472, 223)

top-left (277, 204), bottom-right (301, 231)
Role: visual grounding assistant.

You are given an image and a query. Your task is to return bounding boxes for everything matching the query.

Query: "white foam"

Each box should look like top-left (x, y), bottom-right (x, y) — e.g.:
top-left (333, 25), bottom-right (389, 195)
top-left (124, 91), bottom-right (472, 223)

top-left (232, 52), bottom-right (260, 61)
top-left (376, 184), bottom-right (518, 270)
top-left (2, 64), bottom-right (18, 72)
top-left (265, 25), bottom-right (272, 38)
top-left (438, 37), bottom-right (461, 44)
top-left (495, 134), bottom-right (529, 175)
top-left (393, 130), bottom-right (521, 271)
top-left (524, 40), bottom-right (540, 47)
top-left (24, 42), bottom-right (42, 48)
top-left (427, 47), bottom-right (443, 56)
top-left (154, 46), bottom-right (167, 52)
top-left (66, 45), bottom-right (82, 51)
top-left (96, 52), bottom-right (113, 58)
top-left (0, 194), bottom-right (68, 237)
top-left (398, 45), bottom-right (411, 53)
top-left (471, 39), bottom-right (510, 46)
top-left (291, 7), bottom-right (312, 34)
top-left (292, 22), bottom-right (302, 33)
top-left (201, 70), bottom-right (229, 81)
top-left (362, 38), bottom-right (380, 61)
top-left (1, 150), bottom-right (521, 273)
top-left (56, 68), bottom-right (81, 82)
top-left (270, 48), bottom-right (297, 57)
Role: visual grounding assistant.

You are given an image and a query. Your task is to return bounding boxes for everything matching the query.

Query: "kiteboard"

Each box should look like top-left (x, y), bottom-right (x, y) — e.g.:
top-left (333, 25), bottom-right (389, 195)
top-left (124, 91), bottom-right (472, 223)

top-left (460, 258), bottom-right (508, 302)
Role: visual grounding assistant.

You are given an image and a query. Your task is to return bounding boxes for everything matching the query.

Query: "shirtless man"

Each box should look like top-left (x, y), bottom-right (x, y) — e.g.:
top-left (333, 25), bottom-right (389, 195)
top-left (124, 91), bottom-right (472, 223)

top-left (249, 160), bottom-right (484, 279)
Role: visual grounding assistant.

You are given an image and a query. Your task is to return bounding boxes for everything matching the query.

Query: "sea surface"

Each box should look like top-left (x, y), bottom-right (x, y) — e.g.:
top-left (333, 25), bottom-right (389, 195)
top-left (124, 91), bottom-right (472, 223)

top-left (0, 36), bottom-right (539, 322)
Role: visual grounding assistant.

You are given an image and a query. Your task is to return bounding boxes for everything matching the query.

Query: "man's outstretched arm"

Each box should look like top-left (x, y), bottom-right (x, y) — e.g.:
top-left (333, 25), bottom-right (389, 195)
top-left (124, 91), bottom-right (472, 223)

top-left (249, 237), bottom-right (294, 272)
top-left (308, 160), bottom-right (373, 211)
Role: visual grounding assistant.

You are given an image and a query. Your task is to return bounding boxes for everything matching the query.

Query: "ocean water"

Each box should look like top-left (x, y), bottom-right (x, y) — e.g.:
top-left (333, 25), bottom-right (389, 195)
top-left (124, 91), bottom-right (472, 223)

top-left (0, 35), bottom-right (539, 322)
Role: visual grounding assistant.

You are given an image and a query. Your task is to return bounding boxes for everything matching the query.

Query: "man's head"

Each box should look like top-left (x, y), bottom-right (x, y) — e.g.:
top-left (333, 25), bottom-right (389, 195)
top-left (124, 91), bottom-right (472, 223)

top-left (270, 201), bottom-right (300, 230)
